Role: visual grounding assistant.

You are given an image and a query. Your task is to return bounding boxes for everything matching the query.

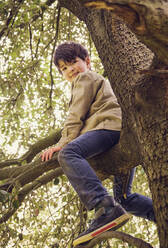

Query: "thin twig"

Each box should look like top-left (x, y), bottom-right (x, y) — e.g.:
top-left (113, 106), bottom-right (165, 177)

top-left (48, 4), bottom-right (61, 109)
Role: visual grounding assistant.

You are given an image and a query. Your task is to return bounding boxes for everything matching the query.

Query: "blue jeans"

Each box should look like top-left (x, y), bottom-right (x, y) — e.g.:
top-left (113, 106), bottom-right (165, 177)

top-left (58, 130), bottom-right (155, 222)
top-left (113, 168), bottom-right (155, 222)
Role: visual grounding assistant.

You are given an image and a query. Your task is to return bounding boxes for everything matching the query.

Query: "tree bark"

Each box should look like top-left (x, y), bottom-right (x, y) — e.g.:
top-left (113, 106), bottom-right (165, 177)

top-left (82, 0), bottom-right (168, 65)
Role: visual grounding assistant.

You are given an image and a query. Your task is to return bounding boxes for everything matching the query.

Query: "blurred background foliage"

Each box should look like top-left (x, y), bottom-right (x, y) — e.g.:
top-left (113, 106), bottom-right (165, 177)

top-left (0, 0), bottom-right (158, 247)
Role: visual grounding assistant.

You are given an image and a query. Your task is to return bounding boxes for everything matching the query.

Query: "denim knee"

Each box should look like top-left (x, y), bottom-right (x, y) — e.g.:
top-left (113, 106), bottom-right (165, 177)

top-left (58, 143), bottom-right (80, 169)
top-left (57, 146), bottom-right (70, 168)
top-left (58, 147), bottom-right (72, 176)
top-left (57, 148), bottom-right (65, 165)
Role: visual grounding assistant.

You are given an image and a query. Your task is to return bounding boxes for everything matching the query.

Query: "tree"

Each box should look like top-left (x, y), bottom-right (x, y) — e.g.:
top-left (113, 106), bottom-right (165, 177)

top-left (0, 0), bottom-right (167, 247)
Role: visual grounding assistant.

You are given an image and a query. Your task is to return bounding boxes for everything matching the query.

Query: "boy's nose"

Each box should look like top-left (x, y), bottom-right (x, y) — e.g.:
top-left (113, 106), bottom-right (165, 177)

top-left (69, 65), bottom-right (74, 71)
top-left (68, 65), bottom-right (75, 73)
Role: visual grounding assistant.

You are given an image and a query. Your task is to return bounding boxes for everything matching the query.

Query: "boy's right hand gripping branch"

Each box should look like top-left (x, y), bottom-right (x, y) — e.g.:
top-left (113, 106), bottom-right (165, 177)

top-left (41, 146), bottom-right (62, 162)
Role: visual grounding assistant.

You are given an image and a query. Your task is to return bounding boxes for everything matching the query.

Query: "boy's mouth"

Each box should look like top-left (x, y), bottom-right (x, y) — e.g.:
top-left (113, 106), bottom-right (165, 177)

top-left (71, 72), bottom-right (79, 78)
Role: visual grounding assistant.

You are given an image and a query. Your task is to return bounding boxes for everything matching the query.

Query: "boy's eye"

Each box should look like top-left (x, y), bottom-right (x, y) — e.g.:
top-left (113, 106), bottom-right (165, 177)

top-left (71, 59), bottom-right (77, 64)
top-left (60, 59), bottom-right (77, 72)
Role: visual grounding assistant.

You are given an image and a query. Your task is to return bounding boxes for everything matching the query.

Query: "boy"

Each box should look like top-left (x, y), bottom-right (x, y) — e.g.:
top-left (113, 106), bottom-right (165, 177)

top-left (41, 42), bottom-right (155, 247)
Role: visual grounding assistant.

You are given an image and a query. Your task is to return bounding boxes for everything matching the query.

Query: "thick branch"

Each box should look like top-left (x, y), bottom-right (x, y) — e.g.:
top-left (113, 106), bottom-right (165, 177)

top-left (82, 0), bottom-right (168, 64)
top-left (20, 168), bottom-right (63, 195)
top-left (0, 155), bottom-right (60, 192)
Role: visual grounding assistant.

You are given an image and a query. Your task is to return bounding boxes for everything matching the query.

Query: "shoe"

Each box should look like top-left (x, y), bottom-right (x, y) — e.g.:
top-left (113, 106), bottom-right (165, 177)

top-left (73, 196), bottom-right (131, 247)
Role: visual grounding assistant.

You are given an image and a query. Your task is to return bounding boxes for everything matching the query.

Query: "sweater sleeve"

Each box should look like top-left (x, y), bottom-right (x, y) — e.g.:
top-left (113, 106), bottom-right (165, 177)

top-left (57, 71), bottom-right (100, 147)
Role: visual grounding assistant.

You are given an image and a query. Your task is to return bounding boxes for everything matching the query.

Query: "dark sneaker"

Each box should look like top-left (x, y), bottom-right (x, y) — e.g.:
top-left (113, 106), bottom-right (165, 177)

top-left (73, 200), bottom-right (131, 247)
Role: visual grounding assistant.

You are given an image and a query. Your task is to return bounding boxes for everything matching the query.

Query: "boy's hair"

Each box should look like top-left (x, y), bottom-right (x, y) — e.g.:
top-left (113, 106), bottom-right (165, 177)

top-left (54, 41), bottom-right (89, 70)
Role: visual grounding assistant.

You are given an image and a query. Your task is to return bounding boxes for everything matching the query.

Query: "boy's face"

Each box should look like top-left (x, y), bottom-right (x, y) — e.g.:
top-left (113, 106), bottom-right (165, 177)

top-left (58, 56), bottom-right (91, 83)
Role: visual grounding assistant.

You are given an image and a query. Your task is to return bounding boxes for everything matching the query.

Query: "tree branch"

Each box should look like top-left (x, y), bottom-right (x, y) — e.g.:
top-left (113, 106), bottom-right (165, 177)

top-left (0, 0), bottom-right (25, 39)
top-left (15, 0), bottom-right (57, 29)
top-left (0, 168), bottom-right (63, 224)
top-left (82, 0), bottom-right (168, 65)
top-left (48, 4), bottom-right (61, 109)
top-left (0, 129), bottom-right (61, 169)
top-left (0, 154), bottom-right (60, 192)
top-left (76, 230), bottom-right (153, 248)
top-left (20, 167), bottom-right (63, 196)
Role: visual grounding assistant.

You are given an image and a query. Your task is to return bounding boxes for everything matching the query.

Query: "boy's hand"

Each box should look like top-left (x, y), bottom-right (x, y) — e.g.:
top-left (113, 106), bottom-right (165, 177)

top-left (41, 146), bottom-right (62, 162)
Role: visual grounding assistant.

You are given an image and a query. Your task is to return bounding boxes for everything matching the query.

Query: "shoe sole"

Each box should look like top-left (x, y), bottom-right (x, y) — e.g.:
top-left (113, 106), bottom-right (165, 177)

top-left (73, 213), bottom-right (131, 247)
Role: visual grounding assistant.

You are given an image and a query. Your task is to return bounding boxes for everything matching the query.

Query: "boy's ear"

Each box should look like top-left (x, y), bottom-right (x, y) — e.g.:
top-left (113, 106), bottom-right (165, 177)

top-left (85, 56), bottom-right (91, 69)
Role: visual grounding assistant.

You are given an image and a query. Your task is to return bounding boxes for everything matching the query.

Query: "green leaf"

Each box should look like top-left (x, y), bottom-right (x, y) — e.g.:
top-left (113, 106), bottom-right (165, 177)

top-left (19, 233), bottom-right (23, 240)
top-left (53, 178), bottom-right (60, 185)
top-left (12, 199), bottom-right (20, 209)
top-left (0, 190), bottom-right (9, 203)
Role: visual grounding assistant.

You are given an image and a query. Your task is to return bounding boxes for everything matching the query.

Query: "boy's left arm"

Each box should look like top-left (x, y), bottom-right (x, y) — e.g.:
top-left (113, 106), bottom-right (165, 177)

top-left (57, 72), bottom-right (100, 147)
